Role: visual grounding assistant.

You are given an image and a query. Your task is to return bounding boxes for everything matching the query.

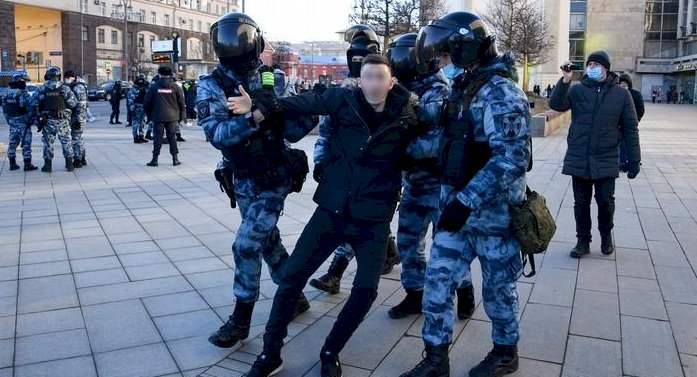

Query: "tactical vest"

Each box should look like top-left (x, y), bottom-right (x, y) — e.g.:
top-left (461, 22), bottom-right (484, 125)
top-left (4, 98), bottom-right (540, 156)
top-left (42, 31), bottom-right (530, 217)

top-left (42, 87), bottom-right (67, 112)
top-left (212, 68), bottom-right (288, 181)
top-left (2, 91), bottom-right (27, 117)
top-left (440, 70), bottom-right (507, 189)
top-left (135, 86), bottom-right (147, 104)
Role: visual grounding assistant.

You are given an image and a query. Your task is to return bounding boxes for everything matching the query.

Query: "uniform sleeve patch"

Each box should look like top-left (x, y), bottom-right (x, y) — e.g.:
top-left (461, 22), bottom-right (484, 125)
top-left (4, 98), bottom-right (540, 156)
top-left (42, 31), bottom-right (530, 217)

top-left (197, 101), bottom-right (210, 119)
top-left (500, 113), bottom-right (524, 140)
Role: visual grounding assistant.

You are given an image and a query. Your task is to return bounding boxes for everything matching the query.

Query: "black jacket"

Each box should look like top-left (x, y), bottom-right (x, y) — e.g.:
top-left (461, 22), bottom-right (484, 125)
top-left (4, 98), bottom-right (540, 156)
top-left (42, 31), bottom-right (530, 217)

top-left (144, 77), bottom-right (186, 123)
top-left (280, 84), bottom-right (424, 222)
top-left (550, 72), bottom-right (640, 179)
top-left (618, 74), bottom-right (645, 121)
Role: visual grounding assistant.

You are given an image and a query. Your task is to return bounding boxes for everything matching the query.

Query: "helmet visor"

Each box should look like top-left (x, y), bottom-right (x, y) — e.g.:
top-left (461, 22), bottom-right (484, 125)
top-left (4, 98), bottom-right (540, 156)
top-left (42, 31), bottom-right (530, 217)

top-left (212, 22), bottom-right (260, 58)
top-left (416, 25), bottom-right (453, 74)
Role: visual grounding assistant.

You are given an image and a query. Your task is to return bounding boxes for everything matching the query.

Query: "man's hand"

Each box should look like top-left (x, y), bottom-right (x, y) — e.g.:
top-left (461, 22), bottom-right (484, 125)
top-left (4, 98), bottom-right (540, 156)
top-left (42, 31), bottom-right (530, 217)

top-left (437, 197), bottom-right (472, 232)
top-left (627, 162), bottom-right (641, 179)
top-left (227, 85), bottom-right (253, 114)
top-left (561, 60), bottom-right (574, 84)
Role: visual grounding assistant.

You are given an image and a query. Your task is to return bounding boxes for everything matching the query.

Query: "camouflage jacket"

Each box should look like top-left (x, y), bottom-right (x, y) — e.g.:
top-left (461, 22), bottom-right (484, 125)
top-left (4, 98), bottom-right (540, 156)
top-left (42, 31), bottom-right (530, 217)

top-left (31, 79), bottom-right (77, 121)
top-left (69, 77), bottom-right (88, 124)
top-left (2, 88), bottom-right (33, 125)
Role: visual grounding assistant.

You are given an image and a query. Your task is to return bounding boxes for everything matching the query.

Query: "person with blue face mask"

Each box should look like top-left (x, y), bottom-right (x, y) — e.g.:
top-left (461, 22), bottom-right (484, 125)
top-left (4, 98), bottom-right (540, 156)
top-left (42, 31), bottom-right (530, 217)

top-left (550, 50), bottom-right (642, 260)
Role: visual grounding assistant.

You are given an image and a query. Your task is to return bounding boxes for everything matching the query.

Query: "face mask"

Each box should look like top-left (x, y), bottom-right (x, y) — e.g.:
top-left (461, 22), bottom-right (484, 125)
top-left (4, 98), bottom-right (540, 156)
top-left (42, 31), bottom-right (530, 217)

top-left (64, 77), bottom-right (75, 84)
top-left (442, 63), bottom-right (464, 81)
top-left (586, 66), bottom-right (603, 81)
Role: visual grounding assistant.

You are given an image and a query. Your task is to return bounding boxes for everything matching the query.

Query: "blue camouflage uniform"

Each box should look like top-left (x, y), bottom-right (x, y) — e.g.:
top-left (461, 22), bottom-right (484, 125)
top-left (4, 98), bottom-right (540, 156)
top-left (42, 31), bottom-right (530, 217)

top-left (3, 88), bottom-right (34, 161)
top-left (398, 70), bottom-right (471, 291)
top-left (313, 78), bottom-right (359, 261)
top-left (31, 79), bottom-right (78, 160)
top-left (68, 77), bottom-right (88, 160)
top-left (197, 64), bottom-right (313, 304)
top-left (422, 54), bottom-right (530, 347)
top-left (128, 84), bottom-right (148, 138)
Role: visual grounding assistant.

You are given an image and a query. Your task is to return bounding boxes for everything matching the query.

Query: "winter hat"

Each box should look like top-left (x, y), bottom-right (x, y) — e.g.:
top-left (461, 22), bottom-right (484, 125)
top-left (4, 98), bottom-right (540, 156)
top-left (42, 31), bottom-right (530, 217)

top-left (618, 74), bottom-right (633, 89)
top-left (587, 50), bottom-right (611, 70)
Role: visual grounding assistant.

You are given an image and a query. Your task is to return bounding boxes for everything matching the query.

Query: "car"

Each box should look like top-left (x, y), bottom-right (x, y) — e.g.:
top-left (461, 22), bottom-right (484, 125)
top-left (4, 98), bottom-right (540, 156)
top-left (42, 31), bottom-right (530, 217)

top-left (90, 81), bottom-right (131, 101)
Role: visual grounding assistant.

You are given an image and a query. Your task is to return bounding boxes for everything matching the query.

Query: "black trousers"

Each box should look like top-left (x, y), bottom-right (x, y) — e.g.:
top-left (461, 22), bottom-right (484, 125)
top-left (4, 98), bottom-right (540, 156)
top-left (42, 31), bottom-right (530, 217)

top-left (263, 207), bottom-right (391, 356)
top-left (572, 176), bottom-right (616, 242)
top-left (110, 101), bottom-right (120, 121)
top-left (152, 122), bottom-right (178, 157)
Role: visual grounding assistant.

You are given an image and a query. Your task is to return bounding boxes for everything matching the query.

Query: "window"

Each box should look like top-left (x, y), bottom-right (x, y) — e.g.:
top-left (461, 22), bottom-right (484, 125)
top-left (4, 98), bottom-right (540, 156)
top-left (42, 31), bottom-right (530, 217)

top-left (98, 28), bottom-right (105, 44)
top-left (150, 35), bottom-right (156, 48)
top-left (216, 4), bottom-right (219, 14)
top-left (80, 0), bottom-right (88, 13)
top-left (644, 0), bottom-right (680, 58)
top-left (164, 14), bottom-right (170, 27)
top-left (198, 20), bottom-right (202, 32)
top-left (196, 0), bottom-right (201, 11)
top-left (99, 1), bottom-right (106, 16)
top-left (138, 34), bottom-right (144, 47)
top-left (81, 25), bottom-right (89, 41)
top-left (139, 9), bottom-right (146, 22)
top-left (151, 11), bottom-right (157, 24)
top-left (111, 30), bottom-right (118, 45)
top-left (207, 22), bottom-right (211, 33)
top-left (189, 18), bottom-right (194, 31)
top-left (206, 2), bottom-right (211, 13)
top-left (127, 32), bottom-right (133, 46)
top-left (569, 14), bottom-right (586, 31)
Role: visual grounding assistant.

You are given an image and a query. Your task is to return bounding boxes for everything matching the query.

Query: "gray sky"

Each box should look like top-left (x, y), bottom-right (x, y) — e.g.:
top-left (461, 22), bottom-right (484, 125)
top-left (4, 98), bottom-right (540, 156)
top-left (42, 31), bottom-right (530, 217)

top-left (244, 0), bottom-right (354, 43)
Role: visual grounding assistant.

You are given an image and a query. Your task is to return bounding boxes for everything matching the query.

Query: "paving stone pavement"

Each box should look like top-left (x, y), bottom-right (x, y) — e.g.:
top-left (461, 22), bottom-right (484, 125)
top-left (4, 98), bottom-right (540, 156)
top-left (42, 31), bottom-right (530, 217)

top-left (1, 103), bottom-right (697, 377)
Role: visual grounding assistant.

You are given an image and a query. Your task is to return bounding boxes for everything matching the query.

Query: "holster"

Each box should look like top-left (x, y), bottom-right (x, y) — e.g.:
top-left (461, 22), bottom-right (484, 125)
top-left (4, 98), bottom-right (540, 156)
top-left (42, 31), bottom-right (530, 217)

top-left (214, 166), bottom-right (237, 208)
top-left (286, 148), bottom-right (309, 193)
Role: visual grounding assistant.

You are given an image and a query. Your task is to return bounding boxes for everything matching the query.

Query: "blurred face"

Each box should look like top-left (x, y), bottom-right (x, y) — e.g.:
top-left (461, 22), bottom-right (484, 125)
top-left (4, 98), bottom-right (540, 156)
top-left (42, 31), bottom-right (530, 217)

top-left (619, 82), bottom-right (629, 90)
top-left (358, 63), bottom-right (395, 106)
top-left (64, 76), bottom-right (75, 84)
top-left (438, 53), bottom-right (452, 68)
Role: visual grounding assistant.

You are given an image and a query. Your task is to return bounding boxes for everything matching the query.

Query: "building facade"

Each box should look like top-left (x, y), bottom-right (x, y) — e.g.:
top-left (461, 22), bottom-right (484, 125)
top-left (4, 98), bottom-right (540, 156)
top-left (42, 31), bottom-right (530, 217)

top-left (2, 0), bottom-right (240, 84)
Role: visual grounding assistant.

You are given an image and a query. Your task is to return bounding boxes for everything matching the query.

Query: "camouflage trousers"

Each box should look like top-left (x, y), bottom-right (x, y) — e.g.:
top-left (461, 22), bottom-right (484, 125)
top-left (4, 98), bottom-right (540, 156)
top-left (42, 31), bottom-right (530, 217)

top-left (232, 178), bottom-right (292, 303)
top-left (398, 183), bottom-right (472, 290)
top-left (70, 123), bottom-right (85, 160)
top-left (132, 106), bottom-right (146, 138)
top-left (422, 229), bottom-right (522, 346)
top-left (42, 119), bottom-right (73, 160)
top-left (7, 119), bottom-right (33, 160)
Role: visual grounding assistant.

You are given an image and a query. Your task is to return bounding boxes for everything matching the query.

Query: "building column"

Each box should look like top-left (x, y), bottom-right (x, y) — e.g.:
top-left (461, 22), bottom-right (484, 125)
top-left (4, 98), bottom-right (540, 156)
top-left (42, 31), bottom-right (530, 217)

top-left (679, 0), bottom-right (686, 35)
top-left (688, 0), bottom-right (695, 34)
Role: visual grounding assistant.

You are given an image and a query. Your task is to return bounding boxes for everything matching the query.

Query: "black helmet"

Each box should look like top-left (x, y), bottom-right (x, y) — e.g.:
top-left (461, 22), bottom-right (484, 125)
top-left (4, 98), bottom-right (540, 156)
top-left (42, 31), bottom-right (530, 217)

top-left (44, 66), bottom-right (62, 81)
top-left (135, 73), bottom-right (146, 85)
top-left (345, 24), bottom-right (381, 78)
top-left (9, 74), bottom-right (28, 89)
top-left (211, 12), bottom-right (264, 72)
top-left (416, 11), bottom-right (498, 69)
top-left (386, 33), bottom-right (421, 83)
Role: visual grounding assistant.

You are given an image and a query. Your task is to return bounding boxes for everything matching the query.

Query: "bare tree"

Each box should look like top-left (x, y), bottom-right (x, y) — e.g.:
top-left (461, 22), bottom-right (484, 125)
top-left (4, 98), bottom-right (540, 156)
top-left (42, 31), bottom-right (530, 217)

top-left (483, 0), bottom-right (555, 91)
top-left (349, 0), bottom-right (447, 50)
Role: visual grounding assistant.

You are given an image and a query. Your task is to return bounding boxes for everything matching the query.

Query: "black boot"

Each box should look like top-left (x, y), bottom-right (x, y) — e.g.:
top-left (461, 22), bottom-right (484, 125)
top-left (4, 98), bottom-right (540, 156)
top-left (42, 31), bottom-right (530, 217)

top-left (134, 136), bottom-right (143, 144)
top-left (243, 353), bottom-right (283, 377)
top-left (310, 256), bottom-right (350, 295)
top-left (23, 158), bottom-right (38, 171)
top-left (73, 158), bottom-right (83, 169)
top-left (115, 115), bottom-right (122, 124)
top-left (469, 343), bottom-right (519, 377)
top-left (41, 158), bottom-right (52, 173)
top-left (320, 349), bottom-right (342, 377)
top-left (144, 130), bottom-right (152, 140)
top-left (208, 301), bottom-right (254, 348)
top-left (8, 157), bottom-right (19, 171)
top-left (293, 293), bottom-right (311, 318)
top-left (399, 344), bottom-right (450, 377)
top-left (172, 154), bottom-right (181, 166)
top-left (139, 135), bottom-right (149, 143)
top-left (147, 156), bottom-right (158, 167)
top-left (389, 289), bottom-right (423, 319)
top-left (81, 154), bottom-right (87, 166)
top-left (569, 239), bottom-right (590, 258)
top-left (381, 235), bottom-right (401, 275)
top-left (65, 157), bottom-right (74, 172)
top-left (109, 114), bottom-right (115, 124)
top-left (457, 285), bottom-right (475, 320)
top-left (601, 233), bottom-right (615, 255)
top-left (176, 132), bottom-right (186, 142)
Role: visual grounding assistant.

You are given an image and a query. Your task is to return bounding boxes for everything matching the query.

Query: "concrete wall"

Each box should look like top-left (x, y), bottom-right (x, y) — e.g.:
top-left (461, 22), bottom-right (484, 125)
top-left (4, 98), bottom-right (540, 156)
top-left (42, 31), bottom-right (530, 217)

top-left (15, 4), bottom-right (63, 82)
top-left (586, 0), bottom-right (645, 75)
top-left (0, 1), bottom-right (17, 72)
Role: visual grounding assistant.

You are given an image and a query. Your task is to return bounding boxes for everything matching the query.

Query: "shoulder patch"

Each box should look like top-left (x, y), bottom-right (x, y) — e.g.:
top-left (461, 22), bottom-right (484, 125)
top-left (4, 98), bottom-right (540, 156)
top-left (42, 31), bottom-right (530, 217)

top-left (500, 113), bottom-right (524, 140)
top-left (197, 101), bottom-right (210, 119)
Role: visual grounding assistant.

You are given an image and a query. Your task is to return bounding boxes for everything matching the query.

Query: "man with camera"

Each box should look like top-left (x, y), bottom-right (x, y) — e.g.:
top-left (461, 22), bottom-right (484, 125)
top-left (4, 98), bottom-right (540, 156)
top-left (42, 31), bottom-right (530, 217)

top-left (550, 51), bottom-right (641, 258)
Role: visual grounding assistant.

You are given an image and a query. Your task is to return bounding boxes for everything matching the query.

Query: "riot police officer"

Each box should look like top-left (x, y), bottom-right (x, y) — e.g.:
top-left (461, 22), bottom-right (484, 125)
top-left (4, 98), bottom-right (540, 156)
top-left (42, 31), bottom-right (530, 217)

top-left (109, 79), bottom-right (123, 124)
top-left (308, 24), bottom-right (402, 295)
top-left (32, 67), bottom-right (78, 173)
top-left (144, 66), bottom-right (186, 166)
top-left (196, 13), bottom-right (310, 350)
top-left (402, 12), bottom-right (530, 377)
top-left (385, 33), bottom-right (475, 321)
top-left (64, 71), bottom-right (88, 168)
top-left (2, 74), bottom-right (37, 171)
top-left (128, 73), bottom-right (149, 144)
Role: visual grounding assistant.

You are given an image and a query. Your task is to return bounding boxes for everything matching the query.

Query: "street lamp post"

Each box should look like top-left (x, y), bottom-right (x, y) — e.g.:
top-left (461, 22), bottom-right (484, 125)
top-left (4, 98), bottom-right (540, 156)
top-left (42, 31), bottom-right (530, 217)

top-left (111, 0), bottom-right (137, 81)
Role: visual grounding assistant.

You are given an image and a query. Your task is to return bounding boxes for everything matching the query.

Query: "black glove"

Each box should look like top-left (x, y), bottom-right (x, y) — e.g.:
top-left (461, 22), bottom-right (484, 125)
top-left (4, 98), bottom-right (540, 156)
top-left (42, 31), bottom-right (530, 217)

top-left (438, 197), bottom-right (472, 232)
top-left (627, 162), bottom-right (641, 179)
top-left (313, 163), bottom-right (324, 183)
top-left (250, 90), bottom-right (282, 120)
